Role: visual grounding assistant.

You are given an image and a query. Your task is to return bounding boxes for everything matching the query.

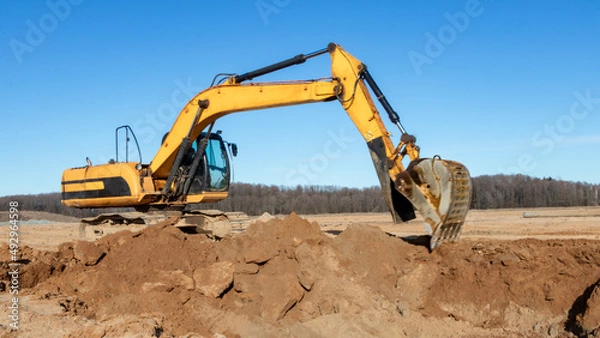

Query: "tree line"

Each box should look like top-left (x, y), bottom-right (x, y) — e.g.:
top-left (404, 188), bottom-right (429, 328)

top-left (1, 174), bottom-right (598, 217)
top-left (471, 174), bottom-right (599, 209)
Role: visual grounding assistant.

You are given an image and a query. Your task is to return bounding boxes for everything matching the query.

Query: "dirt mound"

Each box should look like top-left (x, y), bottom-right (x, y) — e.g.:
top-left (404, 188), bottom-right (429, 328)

top-left (3, 213), bottom-right (600, 336)
top-left (25, 214), bottom-right (330, 335)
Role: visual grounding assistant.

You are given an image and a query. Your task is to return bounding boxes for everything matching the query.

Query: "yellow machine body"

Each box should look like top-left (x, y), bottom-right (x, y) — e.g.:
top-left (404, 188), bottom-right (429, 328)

top-left (62, 43), bottom-right (472, 249)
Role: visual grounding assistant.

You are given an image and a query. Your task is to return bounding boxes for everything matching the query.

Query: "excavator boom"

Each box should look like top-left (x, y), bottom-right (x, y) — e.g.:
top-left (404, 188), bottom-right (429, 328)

top-left (61, 42), bottom-right (472, 249)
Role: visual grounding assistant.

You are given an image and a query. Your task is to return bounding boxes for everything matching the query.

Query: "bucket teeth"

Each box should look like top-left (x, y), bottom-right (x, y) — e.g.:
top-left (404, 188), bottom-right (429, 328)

top-left (428, 161), bottom-right (471, 250)
top-left (394, 158), bottom-right (471, 250)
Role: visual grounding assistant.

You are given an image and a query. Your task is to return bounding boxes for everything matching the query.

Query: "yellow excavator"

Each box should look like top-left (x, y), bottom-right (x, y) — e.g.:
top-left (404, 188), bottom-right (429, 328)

top-left (61, 43), bottom-right (471, 249)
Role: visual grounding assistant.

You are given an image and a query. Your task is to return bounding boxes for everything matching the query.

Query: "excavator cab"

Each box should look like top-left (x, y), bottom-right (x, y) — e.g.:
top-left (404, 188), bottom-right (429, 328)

top-left (187, 132), bottom-right (233, 194)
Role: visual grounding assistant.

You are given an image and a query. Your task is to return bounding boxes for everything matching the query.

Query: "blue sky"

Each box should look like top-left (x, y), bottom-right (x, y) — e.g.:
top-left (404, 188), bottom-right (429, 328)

top-left (1, 0), bottom-right (599, 196)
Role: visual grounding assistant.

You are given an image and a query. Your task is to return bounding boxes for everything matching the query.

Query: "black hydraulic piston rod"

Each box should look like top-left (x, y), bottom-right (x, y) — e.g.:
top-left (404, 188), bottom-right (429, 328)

top-left (162, 100), bottom-right (209, 198)
top-left (361, 68), bottom-right (407, 134)
top-left (233, 47), bottom-right (329, 83)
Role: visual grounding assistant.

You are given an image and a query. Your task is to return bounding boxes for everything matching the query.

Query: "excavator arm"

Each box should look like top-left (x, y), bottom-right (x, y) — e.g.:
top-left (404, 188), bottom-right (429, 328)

top-left (62, 43), bottom-right (471, 249)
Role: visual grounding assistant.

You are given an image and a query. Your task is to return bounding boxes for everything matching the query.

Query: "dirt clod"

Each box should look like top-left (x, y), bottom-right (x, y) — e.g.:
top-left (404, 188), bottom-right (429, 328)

top-left (73, 241), bottom-right (105, 266)
top-left (193, 261), bottom-right (234, 298)
top-left (259, 272), bottom-right (305, 322)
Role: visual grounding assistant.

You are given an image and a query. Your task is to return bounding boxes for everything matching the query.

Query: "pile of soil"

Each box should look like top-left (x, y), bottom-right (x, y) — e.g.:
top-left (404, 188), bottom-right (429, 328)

top-left (2, 213), bottom-right (600, 337)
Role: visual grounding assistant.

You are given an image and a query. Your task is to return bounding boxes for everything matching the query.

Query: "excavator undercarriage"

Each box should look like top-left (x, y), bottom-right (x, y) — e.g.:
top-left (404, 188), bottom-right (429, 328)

top-left (79, 209), bottom-right (234, 240)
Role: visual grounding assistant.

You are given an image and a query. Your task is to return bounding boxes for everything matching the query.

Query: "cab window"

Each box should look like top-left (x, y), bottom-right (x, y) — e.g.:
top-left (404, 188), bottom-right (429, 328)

top-left (205, 138), bottom-right (229, 190)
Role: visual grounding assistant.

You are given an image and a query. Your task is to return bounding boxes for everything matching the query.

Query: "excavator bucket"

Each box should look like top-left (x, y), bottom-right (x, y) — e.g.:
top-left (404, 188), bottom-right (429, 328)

top-left (368, 138), bottom-right (471, 249)
top-left (395, 158), bottom-right (472, 250)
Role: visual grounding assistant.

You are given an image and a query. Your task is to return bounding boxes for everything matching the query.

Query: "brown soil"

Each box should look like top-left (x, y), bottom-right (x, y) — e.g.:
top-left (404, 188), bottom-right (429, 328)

top-left (0, 209), bottom-right (599, 337)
